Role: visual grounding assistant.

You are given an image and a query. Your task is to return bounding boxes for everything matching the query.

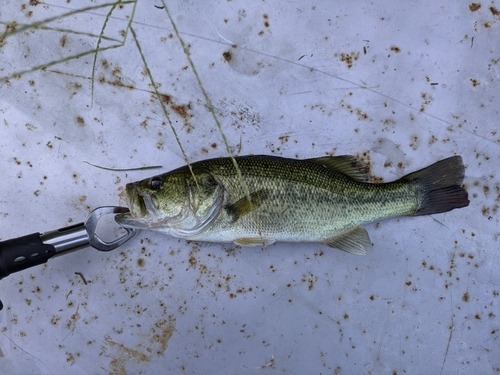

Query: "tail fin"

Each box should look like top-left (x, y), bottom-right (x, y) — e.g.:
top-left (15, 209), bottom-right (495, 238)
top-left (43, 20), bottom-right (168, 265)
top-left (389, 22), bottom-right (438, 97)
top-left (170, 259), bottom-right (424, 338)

top-left (401, 156), bottom-right (469, 216)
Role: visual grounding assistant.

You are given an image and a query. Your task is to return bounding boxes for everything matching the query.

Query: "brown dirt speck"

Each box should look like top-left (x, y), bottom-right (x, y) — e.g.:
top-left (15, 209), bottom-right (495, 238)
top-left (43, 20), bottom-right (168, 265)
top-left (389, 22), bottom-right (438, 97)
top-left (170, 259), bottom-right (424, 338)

top-left (490, 6), bottom-right (500, 15)
top-left (160, 94), bottom-right (171, 104)
top-left (160, 94), bottom-right (191, 119)
top-left (223, 51), bottom-right (232, 62)
top-left (462, 291), bottom-right (470, 302)
top-left (337, 52), bottom-right (360, 69)
top-left (5, 22), bottom-right (17, 32)
top-left (469, 3), bottom-right (481, 12)
top-left (76, 116), bottom-right (85, 125)
top-left (173, 104), bottom-right (190, 118)
top-left (263, 14), bottom-right (270, 27)
top-left (356, 108), bottom-right (369, 120)
top-left (279, 135), bottom-right (289, 144)
top-left (390, 46), bottom-right (401, 53)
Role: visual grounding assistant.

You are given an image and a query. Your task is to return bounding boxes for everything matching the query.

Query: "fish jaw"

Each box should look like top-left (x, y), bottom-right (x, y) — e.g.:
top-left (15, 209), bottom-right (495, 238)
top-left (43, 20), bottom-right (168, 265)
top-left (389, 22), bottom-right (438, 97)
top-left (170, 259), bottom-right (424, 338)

top-left (125, 183), bottom-right (148, 218)
top-left (116, 181), bottom-right (191, 231)
top-left (115, 183), bottom-right (158, 229)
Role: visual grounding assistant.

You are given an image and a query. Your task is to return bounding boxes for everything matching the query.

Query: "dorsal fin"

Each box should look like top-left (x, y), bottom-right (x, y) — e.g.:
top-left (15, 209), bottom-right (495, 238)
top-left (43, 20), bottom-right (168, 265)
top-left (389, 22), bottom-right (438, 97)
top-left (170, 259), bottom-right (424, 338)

top-left (307, 155), bottom-right (370, 182)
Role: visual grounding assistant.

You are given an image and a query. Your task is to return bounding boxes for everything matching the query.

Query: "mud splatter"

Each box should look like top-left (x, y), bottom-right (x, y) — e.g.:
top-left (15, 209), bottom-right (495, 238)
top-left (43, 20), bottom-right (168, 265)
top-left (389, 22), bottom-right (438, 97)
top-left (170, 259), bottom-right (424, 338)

top-left (150, 316), bottom-right (176, 355)
top-left (104, 336), bottom-right (150, 374)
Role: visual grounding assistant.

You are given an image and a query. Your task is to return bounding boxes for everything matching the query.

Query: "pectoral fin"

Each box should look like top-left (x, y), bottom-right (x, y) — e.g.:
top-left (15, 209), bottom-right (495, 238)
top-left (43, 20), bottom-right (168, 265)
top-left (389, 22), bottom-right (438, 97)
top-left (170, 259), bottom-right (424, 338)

top-left (225, 189), bottom-right (268, 223)
top-left (308, 155), bottom-right (370, 182)
top-left (322, 226), bottom-right (372, 255)
top-left (234, 237), bottom-right (276, 247)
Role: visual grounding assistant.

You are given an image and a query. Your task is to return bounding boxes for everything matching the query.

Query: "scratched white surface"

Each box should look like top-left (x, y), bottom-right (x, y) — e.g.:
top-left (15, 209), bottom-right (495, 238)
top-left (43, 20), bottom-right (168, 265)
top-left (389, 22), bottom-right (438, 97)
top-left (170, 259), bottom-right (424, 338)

top-left (0, 1), bottom-right (499, 374)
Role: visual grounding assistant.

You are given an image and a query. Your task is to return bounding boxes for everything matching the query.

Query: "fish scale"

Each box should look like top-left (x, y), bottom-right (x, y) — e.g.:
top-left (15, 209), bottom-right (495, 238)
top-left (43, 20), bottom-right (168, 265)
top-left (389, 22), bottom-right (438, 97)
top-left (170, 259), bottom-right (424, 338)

top-left (195, 157), bottom-right (416, 236)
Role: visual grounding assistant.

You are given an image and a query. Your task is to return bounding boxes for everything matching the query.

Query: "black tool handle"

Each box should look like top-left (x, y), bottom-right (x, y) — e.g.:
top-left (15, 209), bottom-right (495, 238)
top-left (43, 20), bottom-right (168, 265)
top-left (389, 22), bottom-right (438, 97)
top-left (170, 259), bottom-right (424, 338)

top-left (0, 208), bottom-right (135, 310)
top-left (0, 233), bottom-right (56, 280)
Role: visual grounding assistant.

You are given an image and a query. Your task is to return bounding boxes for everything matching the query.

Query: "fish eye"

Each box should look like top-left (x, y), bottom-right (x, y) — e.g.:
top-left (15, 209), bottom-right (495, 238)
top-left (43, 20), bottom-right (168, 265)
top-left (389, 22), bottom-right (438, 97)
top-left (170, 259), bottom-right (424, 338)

top-left (150, 176), bottom-right (163, 190)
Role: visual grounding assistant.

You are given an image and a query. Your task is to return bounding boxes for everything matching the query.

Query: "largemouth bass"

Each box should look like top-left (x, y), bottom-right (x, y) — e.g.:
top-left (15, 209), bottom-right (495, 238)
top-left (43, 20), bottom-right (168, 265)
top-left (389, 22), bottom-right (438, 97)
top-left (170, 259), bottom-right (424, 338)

top-left (115, 155), bottom-right (469, 255)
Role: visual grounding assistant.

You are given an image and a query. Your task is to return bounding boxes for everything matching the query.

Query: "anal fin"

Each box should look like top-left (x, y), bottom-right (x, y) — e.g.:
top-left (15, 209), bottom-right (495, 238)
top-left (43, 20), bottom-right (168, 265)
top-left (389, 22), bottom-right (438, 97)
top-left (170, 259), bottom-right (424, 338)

top-left (322, 226), bottom-right (372, 255)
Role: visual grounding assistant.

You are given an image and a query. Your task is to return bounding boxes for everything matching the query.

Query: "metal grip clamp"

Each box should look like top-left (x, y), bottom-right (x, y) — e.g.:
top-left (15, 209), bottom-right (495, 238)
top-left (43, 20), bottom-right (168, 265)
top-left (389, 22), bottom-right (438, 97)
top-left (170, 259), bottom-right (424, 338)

top-left (0, 207), bottom-right (136, 281)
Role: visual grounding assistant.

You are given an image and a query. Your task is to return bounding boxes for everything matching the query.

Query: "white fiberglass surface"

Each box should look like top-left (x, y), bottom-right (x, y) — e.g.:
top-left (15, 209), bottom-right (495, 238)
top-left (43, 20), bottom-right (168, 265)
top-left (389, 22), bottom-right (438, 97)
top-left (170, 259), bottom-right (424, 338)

top-left (0, 1), bottom-right (499, 374)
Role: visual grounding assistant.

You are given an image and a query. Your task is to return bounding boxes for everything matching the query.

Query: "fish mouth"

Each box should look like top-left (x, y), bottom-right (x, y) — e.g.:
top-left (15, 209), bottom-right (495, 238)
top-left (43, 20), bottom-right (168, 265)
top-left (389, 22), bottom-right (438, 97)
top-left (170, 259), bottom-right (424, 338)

top-left (125, 183), bottom-right (148, 218)
top-left (115, 183), bottom-right (150, 228)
